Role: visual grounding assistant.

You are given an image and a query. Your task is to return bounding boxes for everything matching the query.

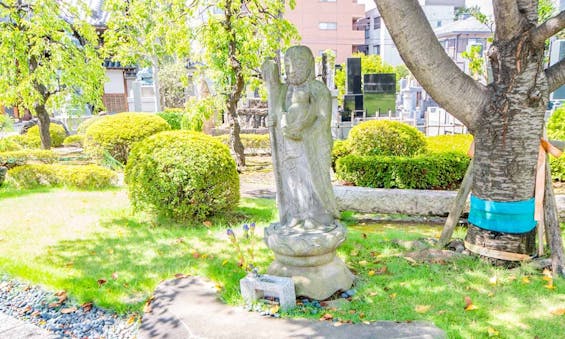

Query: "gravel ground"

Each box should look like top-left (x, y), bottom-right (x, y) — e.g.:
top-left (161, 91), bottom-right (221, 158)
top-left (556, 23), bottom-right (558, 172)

top-left (0, 275), bottom-right (139, 338)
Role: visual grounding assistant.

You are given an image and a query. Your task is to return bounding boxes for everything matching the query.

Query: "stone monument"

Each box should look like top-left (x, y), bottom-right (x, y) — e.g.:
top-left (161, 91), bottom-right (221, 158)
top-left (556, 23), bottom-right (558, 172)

top-left (261, 46), bottom-right (353, 300)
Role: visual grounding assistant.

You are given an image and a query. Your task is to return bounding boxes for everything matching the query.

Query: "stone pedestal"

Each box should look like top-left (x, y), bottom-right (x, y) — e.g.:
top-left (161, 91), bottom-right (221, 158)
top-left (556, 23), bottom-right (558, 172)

top-left (264, 222), bottom-right (354, 300)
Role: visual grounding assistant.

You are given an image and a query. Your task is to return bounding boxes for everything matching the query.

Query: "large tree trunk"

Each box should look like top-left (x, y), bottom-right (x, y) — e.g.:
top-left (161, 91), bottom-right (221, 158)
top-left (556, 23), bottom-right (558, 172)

top-left (35, 103), bottom-right (51, 150)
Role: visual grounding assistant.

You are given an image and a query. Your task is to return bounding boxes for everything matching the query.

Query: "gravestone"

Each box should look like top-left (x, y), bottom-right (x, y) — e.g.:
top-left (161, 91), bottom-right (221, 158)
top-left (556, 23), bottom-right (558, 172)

top-left (262, 46), bottom-right (354, 300)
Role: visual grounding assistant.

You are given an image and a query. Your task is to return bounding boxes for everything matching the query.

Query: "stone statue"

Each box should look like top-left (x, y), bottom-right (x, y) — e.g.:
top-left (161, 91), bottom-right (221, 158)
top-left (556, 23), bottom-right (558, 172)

top-left (262, 46), bottom-right (353, 300)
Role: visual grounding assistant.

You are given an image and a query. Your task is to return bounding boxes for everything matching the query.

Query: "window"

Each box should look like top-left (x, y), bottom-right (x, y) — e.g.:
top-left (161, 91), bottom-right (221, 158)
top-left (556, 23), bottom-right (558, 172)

top-left (373, 17), bottom-right (381, 30)
top-left (437, 20), bottom-right (442, 27)
top-left (320, 0), bottom-right (336, 2)
top-left (319, 22), bottom-right (337, 30)
top-left (374, 45), bottom-right (380, 55)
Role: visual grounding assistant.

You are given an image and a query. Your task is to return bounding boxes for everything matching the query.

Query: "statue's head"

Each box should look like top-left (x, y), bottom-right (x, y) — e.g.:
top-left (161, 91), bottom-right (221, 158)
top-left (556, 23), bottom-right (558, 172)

top-left (284, 46), bottom-right (315, 86)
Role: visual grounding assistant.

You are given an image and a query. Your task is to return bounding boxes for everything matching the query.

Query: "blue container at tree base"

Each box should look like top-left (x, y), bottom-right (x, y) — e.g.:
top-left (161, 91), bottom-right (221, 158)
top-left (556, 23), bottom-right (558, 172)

top-left (468, 195), bottom-right (537, 234)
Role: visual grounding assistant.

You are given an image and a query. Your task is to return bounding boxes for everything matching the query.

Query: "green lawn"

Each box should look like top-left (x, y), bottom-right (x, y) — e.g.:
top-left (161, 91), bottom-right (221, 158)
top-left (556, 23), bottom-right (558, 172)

top-left (0, 187), bottom-right (564, 338)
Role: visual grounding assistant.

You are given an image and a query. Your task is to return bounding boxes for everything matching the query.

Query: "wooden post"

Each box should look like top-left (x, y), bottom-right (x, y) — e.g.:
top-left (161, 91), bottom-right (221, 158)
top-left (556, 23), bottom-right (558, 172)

top-left (534, 144), bottom-right (547, 256)
top-left (438, 159), bottom-right (474, 248)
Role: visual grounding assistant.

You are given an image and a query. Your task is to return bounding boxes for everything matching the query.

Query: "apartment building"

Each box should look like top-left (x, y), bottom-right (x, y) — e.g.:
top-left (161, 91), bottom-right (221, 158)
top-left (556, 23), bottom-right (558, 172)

top-left (364, 0), bottom-right (465, 66)
top-left (284, 0), bottom-right (366, 64)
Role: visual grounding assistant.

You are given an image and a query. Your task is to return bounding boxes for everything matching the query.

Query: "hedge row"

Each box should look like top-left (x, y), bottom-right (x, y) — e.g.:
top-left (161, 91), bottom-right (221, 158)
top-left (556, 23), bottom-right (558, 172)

top-left (7, 164), bottom-right (117, 190)
top-left (0, 150), bottom-right (57, 169)
top-left (215, 134), bottom-right (270, 153)
top-left (335, 152), bottom-right (470, 190)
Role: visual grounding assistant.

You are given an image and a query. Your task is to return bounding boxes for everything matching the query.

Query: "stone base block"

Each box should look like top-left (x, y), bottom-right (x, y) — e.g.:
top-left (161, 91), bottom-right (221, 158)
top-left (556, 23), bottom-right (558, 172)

top-left (240, 274), bottom-right (296, 311)
top-left (268, 256), bottom-right (353, 300)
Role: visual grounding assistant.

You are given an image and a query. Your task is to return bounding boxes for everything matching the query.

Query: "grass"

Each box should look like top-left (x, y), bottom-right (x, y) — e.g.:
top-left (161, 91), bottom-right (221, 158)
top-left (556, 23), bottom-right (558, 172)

top-left (0, 187), bottom-right (564, 338)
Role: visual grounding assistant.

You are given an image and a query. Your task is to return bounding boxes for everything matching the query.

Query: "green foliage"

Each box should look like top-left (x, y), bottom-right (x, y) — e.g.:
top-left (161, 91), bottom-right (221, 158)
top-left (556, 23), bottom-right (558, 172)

top-left (426, 134), bottom-right (474, 154)
top-left (7, 164), bottom-right (117, 190)
top-left (26, 124), bottom-right (67, 148)
top-left (157, 110), bottom-right (184, 130)
top-left (3, 134), bottom-right (39, 149)
top-left (159, 61), bottom-right (189, 108)
top-left (63, 135), bottom-right (84, 147)
top-left (336, 152), bottom-right (470, 189)
top-left (461, 45), bottom-right (485, 80)
top-left (215, 134), bottom-right (270, 151)
top-left (0, 138), bottom-right (23, 152)
top-left (84, 113), bottom-right (171, 164)
top-left (348, 120), bottom-right (426, 157)
top-left (548, 107), bottom-right (565, 140)
top-left (76, 116), bottom-right (102, 135)
top-left (125, 131), bottom-right (240, 222)
top-left (0, 114), bottom-right (13, 132)
top-left (0, 150), bottom-right (57, 169)
top-left (0, 0), bottom-right (105, 118)
top-left (182, 97), bottom-right (221, 132)
top-left (331, 139), bottom-right (351, 170)
top-left (550, 157), bottom-right (565, 181)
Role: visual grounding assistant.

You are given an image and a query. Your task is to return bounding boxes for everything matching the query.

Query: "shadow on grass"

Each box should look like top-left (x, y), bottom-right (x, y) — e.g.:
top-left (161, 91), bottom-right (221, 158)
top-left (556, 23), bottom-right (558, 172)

top-left (40, 203), bottom-right (275, 315)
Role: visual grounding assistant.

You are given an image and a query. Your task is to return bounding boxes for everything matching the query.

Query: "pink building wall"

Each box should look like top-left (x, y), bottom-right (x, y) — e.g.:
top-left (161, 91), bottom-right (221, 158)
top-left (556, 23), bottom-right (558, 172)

top-left (285, 0), bottom-right (366, 64)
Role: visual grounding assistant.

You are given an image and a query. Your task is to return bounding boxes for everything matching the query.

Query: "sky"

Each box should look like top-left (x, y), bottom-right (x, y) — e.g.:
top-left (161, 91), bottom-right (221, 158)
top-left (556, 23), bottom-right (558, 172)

top-left (359, 1), bottom-right (493, 15)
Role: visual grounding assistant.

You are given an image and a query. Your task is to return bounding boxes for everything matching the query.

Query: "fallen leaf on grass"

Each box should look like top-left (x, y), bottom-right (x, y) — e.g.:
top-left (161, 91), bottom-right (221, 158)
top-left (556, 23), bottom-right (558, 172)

top-left (543, 268), bottom-right (552, 277)
top-left (203, 220), bottom-right (212, 227)
top-left (369, 291), bottom-right (378, 296)
top-left (175, 273), bottom-right (188, 279)
top-left (358, 260), bottom-right (368, 266)
top-left (320, 313), bottom-right (333, 321)
top-left (464, 296), bottom-right (478, 311)
top-left (221, 259), bottom-right (229, 266)
top-left (127, 315), bottom-right (137, 325)
top-left (350, 250), bottom-right (359, 257)
top-left (81, 302), bottom-right (93, 312)
top-left (389, 293), bottom-right (397, 299)
top-left (545, 279), bottom-right (555, 290)
top-left (550, 308), bottom-right (565, 316)
top-left (64, 262), bottom-right (74, 268)
top-left (144, 297), bottom-right (155, 313)
top-left (522, 276), bottom-right (531, 284)
top-left (368, 270), bottom-right (375, 276)
top-left (97, 279), bottom-right (107, 287)
top-left (415, 305), bottom-right (431, 313)
top-left (61, 307), bottom-right (77, 314)
top-left (55, 291), bottom-right (67, 304)
top-left (487, 327), bottom-right (499, 336)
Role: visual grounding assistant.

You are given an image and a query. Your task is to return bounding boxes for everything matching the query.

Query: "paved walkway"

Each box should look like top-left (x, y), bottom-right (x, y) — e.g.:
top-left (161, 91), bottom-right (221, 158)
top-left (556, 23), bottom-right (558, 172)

top-left (0, 311), bottom-right (52, 339)
top-left (139, 276), bottom-right (446, 339)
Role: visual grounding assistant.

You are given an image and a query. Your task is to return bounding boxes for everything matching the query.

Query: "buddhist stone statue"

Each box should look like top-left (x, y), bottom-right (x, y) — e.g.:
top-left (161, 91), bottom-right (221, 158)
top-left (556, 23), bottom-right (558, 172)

top-left (262, 46), bottom-right (353, 299)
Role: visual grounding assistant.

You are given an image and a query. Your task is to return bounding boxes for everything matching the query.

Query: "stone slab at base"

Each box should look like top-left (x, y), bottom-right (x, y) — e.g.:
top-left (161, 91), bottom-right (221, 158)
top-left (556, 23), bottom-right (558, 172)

top-left (268, 256), bottom-right (354, 300)
top-left (240, 274), bottom-right (296, 311)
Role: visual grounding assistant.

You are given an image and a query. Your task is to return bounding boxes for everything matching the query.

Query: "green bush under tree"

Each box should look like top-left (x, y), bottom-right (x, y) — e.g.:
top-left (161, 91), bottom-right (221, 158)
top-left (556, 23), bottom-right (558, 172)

top-left (157, 109), bottom-right (184, 130)
top-left (125, 130), bottom-right (240, 222)
top-left (63, 135), bottom-right (84, 147)
top-left (83, 113), bottom-right (170, 164)
top-left (25, 124), bottom-right (67, 148)
top-left (348, 120), bottom-right (426, 157)
top-left (0, 150), bottom-right (57, 169)
top-left (548, 108), bottom-right (565, 181)
top-left (7, 164), bottom-right (117, 189)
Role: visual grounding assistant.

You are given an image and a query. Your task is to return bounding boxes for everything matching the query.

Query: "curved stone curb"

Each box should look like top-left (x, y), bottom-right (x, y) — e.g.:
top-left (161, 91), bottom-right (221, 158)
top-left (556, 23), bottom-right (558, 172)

top-left (140, 276), bottom-right (446, 339)
top-left (334, 186), bottom-right (565, 220)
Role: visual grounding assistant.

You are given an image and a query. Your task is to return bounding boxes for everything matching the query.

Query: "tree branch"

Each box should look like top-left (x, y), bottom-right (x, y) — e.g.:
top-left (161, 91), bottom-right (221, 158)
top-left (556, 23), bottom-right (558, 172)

top-left (493, 0), bottom-right (524, 41)
top-left (531, 10), bottom-right (565, 47)
top-left (546, 58), bottom-right (565, 93)
top-left (374, 0), bottom-right (488, 129)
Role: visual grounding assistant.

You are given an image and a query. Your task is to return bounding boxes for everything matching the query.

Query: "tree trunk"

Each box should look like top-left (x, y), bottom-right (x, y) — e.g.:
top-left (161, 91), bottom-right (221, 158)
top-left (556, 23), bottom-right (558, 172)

top-left (35, 104), bottom-right (51, 149)
top-left (544, 158), bottom-right (565, 277)
top-left (152, 57), bottom-right (162, 112)
top-left (465, 34), bottom-right (549, 258)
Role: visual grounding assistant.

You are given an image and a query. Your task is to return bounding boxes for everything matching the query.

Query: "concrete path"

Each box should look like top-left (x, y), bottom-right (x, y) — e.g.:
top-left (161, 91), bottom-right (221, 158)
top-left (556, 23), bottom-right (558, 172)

top-left (0, 311), bottom-right (52, 339)
top-left (139, 276), bottom-right (446, 339)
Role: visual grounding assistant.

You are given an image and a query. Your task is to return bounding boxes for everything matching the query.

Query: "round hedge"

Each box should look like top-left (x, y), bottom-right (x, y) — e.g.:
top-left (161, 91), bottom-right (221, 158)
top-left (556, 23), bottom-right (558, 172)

top-left (125, 130), bottom-right (240, 222)
top-left (26, 123), bottom-right (67, 148)
top-left (84, 113), bottom-right (170, 164)
top-left (348, 120), bottom-right (426, 157)
top-left (76, 116), bottom-right (102, 135)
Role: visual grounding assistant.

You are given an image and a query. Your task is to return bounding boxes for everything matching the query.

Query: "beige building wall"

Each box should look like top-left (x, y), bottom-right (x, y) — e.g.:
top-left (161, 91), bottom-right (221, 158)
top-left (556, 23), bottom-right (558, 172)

top-left (285, 0), bottom-right (365, 64)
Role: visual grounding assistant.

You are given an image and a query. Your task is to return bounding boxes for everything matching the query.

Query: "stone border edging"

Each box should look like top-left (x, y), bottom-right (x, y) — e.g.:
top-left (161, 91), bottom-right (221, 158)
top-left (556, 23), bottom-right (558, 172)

top-left (334, 185), bottom-right (565, 220)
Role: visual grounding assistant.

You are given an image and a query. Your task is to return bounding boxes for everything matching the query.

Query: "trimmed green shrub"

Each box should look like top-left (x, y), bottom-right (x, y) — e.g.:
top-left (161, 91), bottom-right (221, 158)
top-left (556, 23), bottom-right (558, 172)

top-left (0, 114), bottom-right (13, 132)
top-left (7, 164), bottom-right (117, 189)
top-left (125, 130), bottom-right (240, 222)
top-left (331, 139), bottom-right (351, 171)
top-left (157, 111), bottom-right (184, 130)
top-left (76, 116), bottom-right (102, 135)
top-left (0, 150), bottom-right (57, 169)
top-left (3, 134), bottom-right (38, 149)
top-left (0, 138), bottom-right (23, 152)
top-left (336, 152), bottom-right (470, 190)
top-left (63, 135), bottom-right (84, 147)
top-left (548, 107), bottom-right (565, 140)
top-left (426, 134), bottom-right (473, 154)
top-left (84, 113), bottom-right (170, 164)
top-left (348, 120), bottom-right (426, 157)
top-left (215, 134), bottom-right (270, 152)
top-left (547, 109), bottom-right (564, 181)
top-left (26, 124), bottom-right (67, 147)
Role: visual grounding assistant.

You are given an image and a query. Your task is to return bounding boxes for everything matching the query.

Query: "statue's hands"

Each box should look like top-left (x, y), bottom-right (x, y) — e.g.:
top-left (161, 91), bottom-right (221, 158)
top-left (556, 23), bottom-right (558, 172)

top-left (261, 59), bottom-right (279, 85)
top-left (282, 125), bottom-right (302, 140)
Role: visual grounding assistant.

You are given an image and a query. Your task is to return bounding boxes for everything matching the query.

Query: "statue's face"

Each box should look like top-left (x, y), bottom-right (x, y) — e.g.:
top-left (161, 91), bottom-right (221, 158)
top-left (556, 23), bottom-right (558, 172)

top-left (284, 47), bottom-right (314, 85)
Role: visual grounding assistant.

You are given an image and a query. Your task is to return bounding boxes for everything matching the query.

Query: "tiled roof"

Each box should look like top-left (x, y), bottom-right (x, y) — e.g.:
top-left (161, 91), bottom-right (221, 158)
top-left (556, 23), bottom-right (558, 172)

top-left (434, 17), bottom-right (492, 37)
